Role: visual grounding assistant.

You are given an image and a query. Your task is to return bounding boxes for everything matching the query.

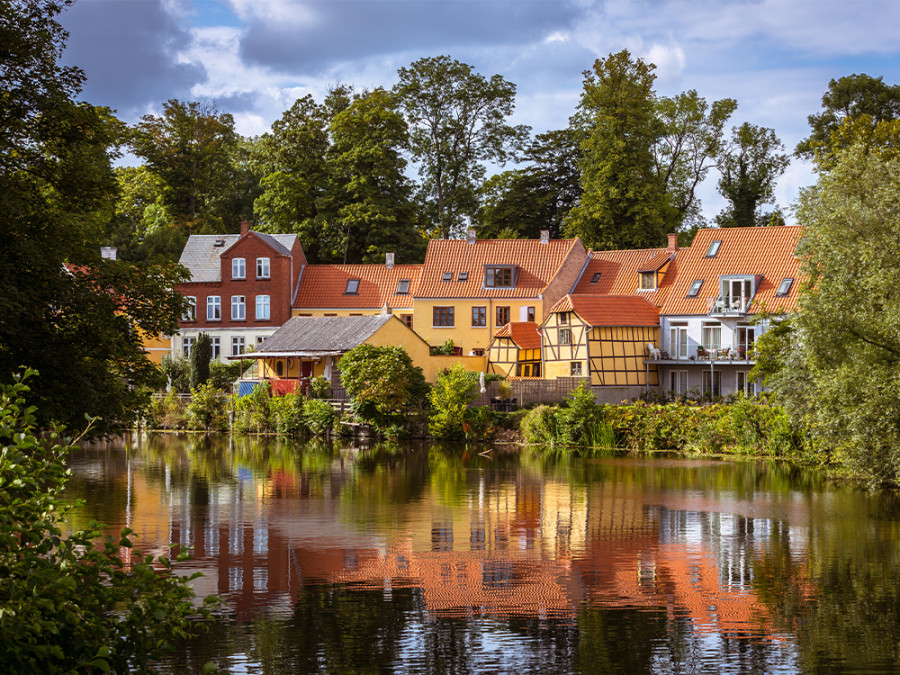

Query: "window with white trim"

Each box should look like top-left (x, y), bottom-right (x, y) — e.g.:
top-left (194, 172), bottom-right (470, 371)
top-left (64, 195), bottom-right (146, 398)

top-left (256, 295), bottom-right (270, 321)
top-left (256, 257), bottom-right (270, 279)
top-left (182, 336), bottom-right (195, 358)
top-left (702, 370), bottom-right (721, 397)
top-left (207, 295), bottom-right (221, 321)
top-left (232, 336), bottom-right (245, 356)
top-left (570, 361), bottom-right (583, 376)
top-left (702, 323), bottom-right (721, 351)
top-left (210, 337), bottom-right (221, 359)
top-left (231, 295), bottom-right (246, 320)
top-left (669, 325), bottom-right (688, 359)
top-left (232, 257), bottom-right (246, 279)
top-left (737, 371), bottom-right (756, 396)
top-left (670, 370), bottom-right (688, 395)
top-left (182, 296), bottom-right (196, 322)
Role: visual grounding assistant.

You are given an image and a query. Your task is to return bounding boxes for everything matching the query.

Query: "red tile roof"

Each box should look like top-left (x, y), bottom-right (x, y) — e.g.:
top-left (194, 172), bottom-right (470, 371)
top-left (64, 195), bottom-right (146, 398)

top-left (414, 238), bottom-right (583, 299)
top-left (570, 248), bottom-right (681, 308)
top-left (659, 226), bottom-right (803, 316)
top-left (548, 295), bottom-right (660, 327)
top-left (293, 264), bottom-right (421, 310)
top-left (493, 321), bottom-right (542, 350)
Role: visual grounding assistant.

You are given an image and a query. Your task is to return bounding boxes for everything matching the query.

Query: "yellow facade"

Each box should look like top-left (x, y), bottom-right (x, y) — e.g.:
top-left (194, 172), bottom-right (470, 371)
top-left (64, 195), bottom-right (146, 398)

top-left (413, 298), bottom-right (541, 356)
top-left (140, 332), bottom-right (172, 366)
top-left (542, 311), bottom-right (590, 379)
top-left (487, 338), bottom-right (541, 378)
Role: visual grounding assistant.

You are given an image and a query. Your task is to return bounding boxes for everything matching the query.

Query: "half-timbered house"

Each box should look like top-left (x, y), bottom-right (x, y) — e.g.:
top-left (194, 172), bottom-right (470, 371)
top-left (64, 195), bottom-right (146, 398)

top-left (486, 322), bottom-right (542, 377)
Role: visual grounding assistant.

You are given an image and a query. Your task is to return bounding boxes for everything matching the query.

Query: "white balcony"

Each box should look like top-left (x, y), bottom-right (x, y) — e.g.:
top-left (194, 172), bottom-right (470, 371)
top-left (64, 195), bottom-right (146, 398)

top-left (707, 295), bottom-right (752, 316)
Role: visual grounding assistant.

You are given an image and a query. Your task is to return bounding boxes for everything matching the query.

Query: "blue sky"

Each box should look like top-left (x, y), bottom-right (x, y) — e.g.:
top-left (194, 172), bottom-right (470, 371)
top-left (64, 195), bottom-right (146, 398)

top-left (58, 0), bottom-right (900, 222)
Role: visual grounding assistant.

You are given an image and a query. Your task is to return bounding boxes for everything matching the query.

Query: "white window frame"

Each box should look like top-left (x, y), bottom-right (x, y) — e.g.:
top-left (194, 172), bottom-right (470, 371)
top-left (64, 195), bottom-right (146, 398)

top-left (670, 370), bottom-right (688, 395)
top-left (182, 336), bottom-right (195, 358)
top-left (256, 295), bottom-right (270, 321)
top-left (210, 337), bottom-right (221, 359)
top-left (232, 257), bottom-right (246, 280)
top-left (702, 370), bottom-right (721, 397)
top-left (737, 371), bottom-right (756, 396)
top-left (182, 296), bottom-right (196, 322)
top-left (570, 361), bottom-right (583, 376)
top-left (256, 257), bottom-right (270, 279)
top-left (207, 295), bottom-right (221, 321)
top-left (702, 323), bottom-right (721, 351)
top-left (231, 336), bottom-right (245, 356)
top-left (231, 295), bottom-right (246, 321)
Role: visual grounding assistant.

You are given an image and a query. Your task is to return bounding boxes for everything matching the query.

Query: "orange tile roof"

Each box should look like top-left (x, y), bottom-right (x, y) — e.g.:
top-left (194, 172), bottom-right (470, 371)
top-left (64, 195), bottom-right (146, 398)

top-left (413, 238), bottom-right (582, 299)
top-left (548, 294), bottom-right (659, 327)
top-left (493, 321), bottom-right (542, 350)
top-left (659, 226), bottom-right (803, 316)
top-left (293, 264), bottom-right (421, 310)
top-left (571, 248), bottom-right (681, 308)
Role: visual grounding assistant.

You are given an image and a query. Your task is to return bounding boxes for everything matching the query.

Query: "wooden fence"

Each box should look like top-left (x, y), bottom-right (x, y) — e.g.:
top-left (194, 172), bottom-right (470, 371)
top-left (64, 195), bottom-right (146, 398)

top-left (473, 377), bottom-right (589, 409)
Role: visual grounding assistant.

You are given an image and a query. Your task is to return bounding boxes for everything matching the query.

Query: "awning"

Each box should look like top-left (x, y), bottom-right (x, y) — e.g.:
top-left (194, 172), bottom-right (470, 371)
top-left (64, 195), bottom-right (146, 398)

top-left (228, 351), bottom-right (344, 360)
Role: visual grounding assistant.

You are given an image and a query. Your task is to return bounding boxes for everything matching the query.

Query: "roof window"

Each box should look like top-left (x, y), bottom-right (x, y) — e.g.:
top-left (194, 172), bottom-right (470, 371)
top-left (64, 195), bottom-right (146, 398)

top-left (458, 271), bottom-right (469, 282)
top-left (442, 272), bottom-right (452, 282)
top-left (687, 279), bottom-right (704, 297)
top-left (345, 279), bottom-right (360, 294)
top-left (775, 278), bottom-right (794, 297)
top-left (706, 240), bottom-right (722, 257)
top-left (396, 279), bottom-right (411, 294)
top-left (484, 265), bottom-right (515, 288)
top-left (590, 272), bottom-right (601, 283)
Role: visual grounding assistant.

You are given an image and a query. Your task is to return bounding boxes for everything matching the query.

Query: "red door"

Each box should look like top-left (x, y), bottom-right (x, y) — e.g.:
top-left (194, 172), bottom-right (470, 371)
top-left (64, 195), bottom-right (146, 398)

top-left (301, 360), bottom-right (313, 394)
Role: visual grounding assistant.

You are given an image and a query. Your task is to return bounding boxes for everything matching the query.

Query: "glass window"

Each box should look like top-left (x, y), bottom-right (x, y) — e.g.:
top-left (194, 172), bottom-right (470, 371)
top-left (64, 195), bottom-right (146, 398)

top-left (210, 337), bottom-right (221, 359)
top-left (458, 271), bottom-right (469, 282)
top-left (433, 306), bottom-right (454, 327)
top-left (232, 257), bottom-right (246, 279)
top-left (559, 312), bottom-right (569, 325)
top-left (231, 336), bottom-right (245, 356)
top-left (495, 306), bottom-right (510, 326)
top-left (737, 371), bottom-right (756, 396)
top-left (570, 361), bottom-right (583, 376)
top-left (256, 257), bottom-right (270, 279)
top-left (706, 240), bottom-right (722, 257)
top-left (345, 279), bottom-right (360, 294)
top-left (182, 296), bottom-right (196, 322)
top-left (256, 295), bottom-right (270, 321)
top-left (776, 278), bottom-right (794, 297)
top-left (442, 272), bottom-right (452, 282)
top-left (560, 328), bottom-right (572, 345)
top-left (702, 370), bottom-right (721, 397)
top-left (670, 371), bottom-right (688, 395)
top-left (207, 295), bottom-right (221, 321)
top-left (256, 336), bottom-right (266, 345)
top-left (401, 314), bottom-right (412, 328)
top-left (182, 336), bottom-right (195, 358)
top-left (702, 324), bottom-right (721, 350)
top-left (687, 280), bottom-right (703, 297)
top-left (639, 272), bottom-right (656, 290)
top-left (485, 266), bottom-right (513, 288)
top-left (231, 295), bottom-right (246, 320)
top-left (526, 306), bottom-right (535, 322)
top-left (669, 326), bottom-right (688, 359)
top-left (590, 272), bottom-right (601, 283)
top-left (396, 279), bottom-right (410, 294)
top-left (472, 306), bottom-right (486, 327)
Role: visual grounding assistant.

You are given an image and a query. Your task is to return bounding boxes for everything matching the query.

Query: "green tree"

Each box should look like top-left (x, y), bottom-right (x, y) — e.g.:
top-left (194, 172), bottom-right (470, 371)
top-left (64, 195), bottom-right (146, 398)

top-left (427, 363), bottom-right (478, 439)
top-left (565, 50), bottom-right (668, 250)
top-left (190, 333), bottom-right (211, 389)
top-left (395, 55), bottom-right (530, 239)
top-left (715, 122), bottom-right (789, 227)
top-left (0, 372), bottom-right (215, 673)
top-left (337, 344), bottom-right (427, 427)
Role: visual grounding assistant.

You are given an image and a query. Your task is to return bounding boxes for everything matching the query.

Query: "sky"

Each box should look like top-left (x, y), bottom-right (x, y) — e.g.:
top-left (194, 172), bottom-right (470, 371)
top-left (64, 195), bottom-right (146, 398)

top-left (58, 0), bottom-right (900, 223)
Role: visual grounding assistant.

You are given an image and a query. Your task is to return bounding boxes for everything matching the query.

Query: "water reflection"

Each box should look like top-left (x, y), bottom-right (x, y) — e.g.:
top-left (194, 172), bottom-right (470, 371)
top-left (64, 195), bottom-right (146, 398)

top-left (65, 434), bottom-right (900, 673)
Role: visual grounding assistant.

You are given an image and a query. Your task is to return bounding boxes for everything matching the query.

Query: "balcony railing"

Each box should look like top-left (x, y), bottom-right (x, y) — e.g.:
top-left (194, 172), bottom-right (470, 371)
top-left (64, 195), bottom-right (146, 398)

top-left (646, 345), bottom-right (753, 363)
top-left (707, 296), bottom-right (752, 316)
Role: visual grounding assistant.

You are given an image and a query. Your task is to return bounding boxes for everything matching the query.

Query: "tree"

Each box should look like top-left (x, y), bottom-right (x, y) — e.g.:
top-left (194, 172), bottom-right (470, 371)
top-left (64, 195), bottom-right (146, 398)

top-left (565, 50), bottom-right (669, 250)
top-left (715, 122), bottom-right (789, 227)
top-left (758, 143), bottom-right (900, 485)
top-left (427, 363), bottom-right (478, 439)
top-left (796, 73), bottom-right (900, 160)
top-left (190, 332), bottom-right (211, 389)
top-left (0, 372), bottom-right (215, 672)
top-left (394, 55), bottom-right (530, 239)
top-left (337, 344), bottom-right (427, 427)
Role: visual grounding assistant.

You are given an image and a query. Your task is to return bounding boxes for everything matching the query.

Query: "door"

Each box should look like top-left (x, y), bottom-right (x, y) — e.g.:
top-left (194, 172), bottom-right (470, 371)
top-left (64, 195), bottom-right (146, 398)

top-left (301, 360), bottom-right (313, 394)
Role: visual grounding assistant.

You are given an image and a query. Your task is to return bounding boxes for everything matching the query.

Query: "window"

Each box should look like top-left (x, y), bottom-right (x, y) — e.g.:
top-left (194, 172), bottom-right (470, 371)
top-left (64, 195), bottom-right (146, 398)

top-left (737, 325), bottom-right (755, 356)
top-left (702, 370), bottom-right (721, 397)
top-left (670, 371), bottom-right (688, 395)
top-left (560, 328), bottom-right (572, 345)
top-left (182, 296), bottom-right (196, 322)
top-left (526, 306), bottom-right (535, 322)
top-left (485, 266), bottom-right (514, 288)
top-left (570, 361), bottom-right (583, 376)
top-left (458, 271), bottom-right (469, 282)
top-left (256, 295), bottom-right (270, 321)
top-left (210, 337), bottom-right (221, 359)
top-left (639, 272), bottom-right (657, 290)
top-left (737, 371), bottom-right (756, 396)
top-left (669, 325), bottom-right (688, 359)
top-left (256, 257), bottom-right (270, 279)
top-left (559, 312), bottom-right (570, 325)
top-left (232, 257), bottom-right (246, 279)
top-left (433, 306), bottom-right (454, 327)
top-left (702, 323), bottom-right (722, 351)
top-left (590, 272), bottom-right (601, 283)
top-left (400, 314), bottom-right (413, 328)
top-left (472, 306), bottom-right (486, 327)
top-left (442, 272), bottom-right (452, 282)
top-left (275, 360), bottom-right (284, 377)
top-left (776, 278), bottom-right (794, 297)
top-left (706, 240), bottom-right (722, 257)
top-left (182, 336), bottom-right (195, 358)
top-left (345, 278), bottom-right (360, 294)
top-left (232, 336), bottom-right (245, 356)
top-left (687, 280), bottom-right (703, 297)
top-left (396, 279), bottom-right (411, 294)
top-left (207, 295), bottom-right (221, 321)
top-left (231, 295), bottom-right (246, 320)
top-left (496, 306), bottom-right (510, 327)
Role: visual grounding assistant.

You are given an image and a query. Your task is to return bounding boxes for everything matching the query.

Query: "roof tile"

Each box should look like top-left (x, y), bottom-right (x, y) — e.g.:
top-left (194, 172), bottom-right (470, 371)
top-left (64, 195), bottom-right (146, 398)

top-left (294, 264), bottom-right (421, 310)
top-left (493, 321), bottom-right (542, 350)
top-left (548, 295), bottom-right (660, 327)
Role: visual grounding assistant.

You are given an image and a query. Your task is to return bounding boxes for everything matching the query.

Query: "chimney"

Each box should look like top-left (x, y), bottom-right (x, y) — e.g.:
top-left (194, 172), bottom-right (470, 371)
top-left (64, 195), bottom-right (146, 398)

top-left (100, 247), bottom-right (117, 260)
top-left (385, 252), bottom-right (395, 269)
top-left (667, 233), bottom-right (679, 252)
top-left (540, 230), bottom-right (550, 245)
top-left (466, 229), bottom-right (476, 245)
top-left (240, 220), bottom-right (249, 237)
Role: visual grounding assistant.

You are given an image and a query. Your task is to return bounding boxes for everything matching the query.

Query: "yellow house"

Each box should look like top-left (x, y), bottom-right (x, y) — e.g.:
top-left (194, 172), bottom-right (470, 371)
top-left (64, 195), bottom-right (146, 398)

top-left (486, 322), bottom-right (543, 378)
top-left (411, 231), bottom-right (588, 357)
top-left (541, 295), bottom-right (659, 389)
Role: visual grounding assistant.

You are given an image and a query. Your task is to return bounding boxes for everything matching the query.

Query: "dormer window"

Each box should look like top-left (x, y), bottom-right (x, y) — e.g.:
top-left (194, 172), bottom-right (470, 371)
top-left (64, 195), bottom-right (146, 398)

top-left (639, 272), bottom-right (657, 290)
top-left (458, 271), bottom-right (469, 282)
top-left (776, 278), bottom-right (794, 297)
top-left (396, 279), bottom-right (410, 294)
top-left (484, 265), bottom-right (515, 288)
top-left (442, 272), bottom-right (452, 282)
top-left (345, 279), bottom-right (360, 294)
top-left (710, 275), bottom-right (755, 315)
top-left (590, 272), bottom-right (601, 283)
top-left (687, 280), bottom-right (703, 297)
top-left (706, 240), bottom-right (722, 257)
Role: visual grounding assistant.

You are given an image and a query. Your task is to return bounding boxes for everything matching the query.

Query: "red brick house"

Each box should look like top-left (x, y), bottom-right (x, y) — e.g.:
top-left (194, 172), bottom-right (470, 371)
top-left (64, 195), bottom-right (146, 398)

top-left (174, 222), bottom-right (306, 361)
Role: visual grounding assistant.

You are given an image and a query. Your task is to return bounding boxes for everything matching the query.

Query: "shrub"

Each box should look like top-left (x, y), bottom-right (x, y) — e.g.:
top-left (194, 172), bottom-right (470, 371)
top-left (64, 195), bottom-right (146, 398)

top-left (208, 359), bottom-right (242, 392)
top-left (187, 382), bottom-right (229, 431)
top-left (190, 333), bottom-right (211, 389)
top-left (304, 398), bottom-right (336, 436)
top-left (520, 405), bottom-right (561, 448)
top-left (161, 354), bottom-right (191, 393)
top-left (307, 375), bottom-right (333, 400)
top-left (338, 344), bottom-right (427, 426)
top-left (428, 364), bottom-right (478, 439)
top-left (429, 338), bottom-right (456, 356)
top-left (463, 406), bottom-right (495, 442)
top-left (148, 390), bottom-right (189, 429)
top-left (233, 381), bottom-right (273, 434)
top-left (558, 381), bottom-right (601, 446)
top-left (271, 391), bottom-right (308, 436)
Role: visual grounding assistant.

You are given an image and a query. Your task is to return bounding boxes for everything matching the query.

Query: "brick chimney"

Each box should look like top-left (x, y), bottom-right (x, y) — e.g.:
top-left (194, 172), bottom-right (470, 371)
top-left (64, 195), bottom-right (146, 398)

top-left (466, 229), bottom-right (476, 245)
top-left (667, 233), bottom-right (679, 252)
top-left (540, 230), bottom-right (550, 245)
top-left (385, 252), bottom-right (395, 269)
top-left (240, 220), bottom-right (250, 237)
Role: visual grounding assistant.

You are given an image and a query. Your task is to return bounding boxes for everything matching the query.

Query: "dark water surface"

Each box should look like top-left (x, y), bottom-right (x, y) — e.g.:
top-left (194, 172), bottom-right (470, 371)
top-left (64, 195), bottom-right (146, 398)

top-left (66, 434), bottom-right (900, 674)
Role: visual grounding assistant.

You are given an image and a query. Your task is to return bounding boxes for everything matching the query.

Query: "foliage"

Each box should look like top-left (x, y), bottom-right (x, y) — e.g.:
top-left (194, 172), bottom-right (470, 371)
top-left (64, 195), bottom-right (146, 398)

top-left (161, 354), bottom-right (192, 393)
top-left (338, 344), bottom-right (427, 427)
top-left (187, 381), bottom-right (229, 431)
top-left (147, 389), bottom-right (189, 430)
top-left (233, 381), bottom-right (273, 434)
top-left (558, 381), bottom-right (603, 446)
top-left (520, 405), bottom-right (562, 448)
top-left (427, 364), bottom-right (478, 439)
top-left (462, 406), bottom-right (495, 442)
top-left (303, 399), bottom-right (336, 437)
top-left (190, 333), bottom-right (212, 389)
top-left (270, 391), bottom-right (308, 436)
top-left (307, 375), bottom-right (333, 400)
top-left (394, 55), bottom-right (530, 239)
top-left (715, 122), bottom-right (789, 227)
top-left (208, 359), bottom-right (241, 392)
top-left (429, 338), bottom-right (456, 356)
top-left (0, 371), bottom-right (216, 673)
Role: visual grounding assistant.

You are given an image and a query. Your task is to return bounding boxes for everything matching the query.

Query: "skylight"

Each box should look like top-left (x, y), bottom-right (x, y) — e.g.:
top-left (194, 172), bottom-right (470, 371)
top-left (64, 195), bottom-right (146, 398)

top-left (442, 272), bottom-right (452, 282)
top-left (775, 278), bottom-right (794, 297)
top-left (706, 240), bottom-right (722, 257)
top-left (458, 271), bottom-right (469, 282)
top-left (396, 279), bottom-right (410, 294)
top-left (590, 272), bottom-right (601, 283)
top-left (687, 279), bottom-right (703, 297)
top-left (345, 279), bottom-right (360, 294)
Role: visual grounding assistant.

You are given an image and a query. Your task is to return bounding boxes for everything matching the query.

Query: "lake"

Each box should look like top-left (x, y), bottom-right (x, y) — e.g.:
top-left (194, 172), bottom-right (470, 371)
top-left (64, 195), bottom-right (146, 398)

top-left (66, 434), bottom-right (900, 674)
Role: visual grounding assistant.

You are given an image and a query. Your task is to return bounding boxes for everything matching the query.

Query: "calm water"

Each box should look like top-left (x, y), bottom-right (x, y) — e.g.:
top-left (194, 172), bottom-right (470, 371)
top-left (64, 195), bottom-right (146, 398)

top-left (66, 434), bottom-right (900, 674)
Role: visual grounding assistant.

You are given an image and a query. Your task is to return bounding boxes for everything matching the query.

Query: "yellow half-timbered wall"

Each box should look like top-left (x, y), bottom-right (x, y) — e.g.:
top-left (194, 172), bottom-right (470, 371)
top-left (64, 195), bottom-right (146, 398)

top-left (541, 311), bottom-right (589, 379)
top-left (487, 339), bottom-right (542, 377)
top-left (587, 326), bottom-right (659, 387)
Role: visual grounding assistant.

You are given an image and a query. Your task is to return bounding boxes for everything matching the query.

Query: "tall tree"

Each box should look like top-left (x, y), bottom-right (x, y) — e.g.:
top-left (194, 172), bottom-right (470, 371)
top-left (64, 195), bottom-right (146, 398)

top-left (565, 50), bottom-right (668, 250)
top-left (715, 122), bottom-right (789, 227)
top-left (394, 55), bottom-right (529, 239)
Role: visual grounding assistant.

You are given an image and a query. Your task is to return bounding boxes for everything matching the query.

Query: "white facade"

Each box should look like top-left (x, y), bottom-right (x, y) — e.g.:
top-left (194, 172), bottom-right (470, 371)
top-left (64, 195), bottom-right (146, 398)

top-left (173, 327), bottom-right (281, 363)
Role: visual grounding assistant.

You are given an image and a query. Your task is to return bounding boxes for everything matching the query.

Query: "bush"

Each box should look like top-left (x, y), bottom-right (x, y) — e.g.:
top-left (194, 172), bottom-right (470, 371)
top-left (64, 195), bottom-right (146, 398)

top-left (187, 382), bottom-right (229, 431)
top-left (0, 371), bottom-right (217, 673)
top-left (233, 381), bottom-right (273, 434)
top-left (190, 333), bottom-right (211, 389)
top-left (428, 364), bottom-right (478, 439)
top-left (463, 406), bottom-right (495, 442)
top-left (338, 344), bottom-right (427, 427)
top-left (520, 405), bottom-right (561, 448)
top-left (304, 399), bottom-right (336, 436)
top-left (558, 381), bottom-right (601, 446)
top-left (147, 390), bottom-right (189, 429)
top-left (271, 391), bottom-right (308, 436)
top-left (208, 359), bottom-right (242, 392)
top-left (307, 375), bottom-right (333, 400)
top-left (161, 354), bottom-right (191, 393)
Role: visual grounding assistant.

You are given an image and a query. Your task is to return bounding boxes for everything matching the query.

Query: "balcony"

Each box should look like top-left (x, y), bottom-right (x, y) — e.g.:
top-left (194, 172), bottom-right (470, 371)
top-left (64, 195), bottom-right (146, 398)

top-left (707, 295), bottom-right (752, 317)
top-left (645, 345), bottom-right (753, 364)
